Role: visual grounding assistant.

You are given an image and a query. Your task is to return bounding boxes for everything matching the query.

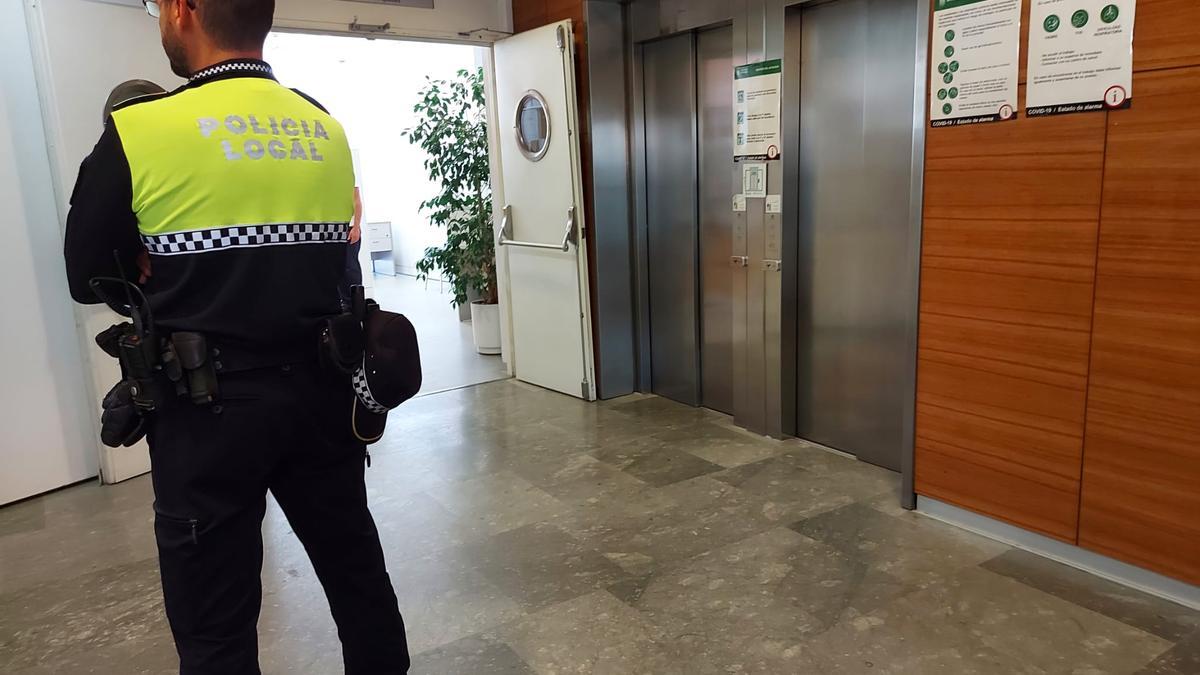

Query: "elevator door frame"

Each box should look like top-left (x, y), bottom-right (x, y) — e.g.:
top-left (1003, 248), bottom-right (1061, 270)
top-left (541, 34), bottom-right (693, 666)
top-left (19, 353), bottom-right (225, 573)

top-left (630, 0), bottom-right (929, 507)
top-left (781, 0), bottom-right (929, 500)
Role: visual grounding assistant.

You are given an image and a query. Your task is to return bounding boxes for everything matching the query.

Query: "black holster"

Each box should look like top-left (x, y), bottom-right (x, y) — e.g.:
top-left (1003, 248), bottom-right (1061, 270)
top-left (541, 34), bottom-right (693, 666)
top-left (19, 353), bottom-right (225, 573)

top-left (319, 285), bottom-right (367, 376)
top-left (171, 332), bottom-right (218, 405)
top-left (94, 325), bottom-right (221, 448)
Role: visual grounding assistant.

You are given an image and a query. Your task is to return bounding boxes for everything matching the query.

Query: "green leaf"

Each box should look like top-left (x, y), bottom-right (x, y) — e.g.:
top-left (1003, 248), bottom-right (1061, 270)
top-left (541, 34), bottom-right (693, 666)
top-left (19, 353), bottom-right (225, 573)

top-left (402, 67), bottom-right (496, 308)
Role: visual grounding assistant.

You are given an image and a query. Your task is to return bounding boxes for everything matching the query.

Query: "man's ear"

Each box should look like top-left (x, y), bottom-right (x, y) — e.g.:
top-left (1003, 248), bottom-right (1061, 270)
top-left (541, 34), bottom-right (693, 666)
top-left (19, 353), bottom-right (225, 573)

top-left (170, 0), bottom-right (198, 31)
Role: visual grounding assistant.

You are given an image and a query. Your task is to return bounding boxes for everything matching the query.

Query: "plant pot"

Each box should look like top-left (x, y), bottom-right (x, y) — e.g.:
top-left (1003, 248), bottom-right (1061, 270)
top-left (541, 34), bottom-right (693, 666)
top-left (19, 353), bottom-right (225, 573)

top-left (470, 301), bottom-right (501, 355)
top-left (458, 285), bottom-right (482, 322)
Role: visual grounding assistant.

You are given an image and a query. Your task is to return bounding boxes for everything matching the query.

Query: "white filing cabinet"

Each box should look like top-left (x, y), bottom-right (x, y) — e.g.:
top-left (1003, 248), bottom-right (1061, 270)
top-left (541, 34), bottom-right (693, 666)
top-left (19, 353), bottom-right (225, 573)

top-left (366, 222), bottom-right (394, 276)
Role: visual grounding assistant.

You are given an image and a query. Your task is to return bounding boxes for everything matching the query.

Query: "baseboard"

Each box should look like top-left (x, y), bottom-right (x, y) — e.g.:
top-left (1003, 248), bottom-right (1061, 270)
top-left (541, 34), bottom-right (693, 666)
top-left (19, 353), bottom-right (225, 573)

top-left (917, 496), bottom-right (1200, 611)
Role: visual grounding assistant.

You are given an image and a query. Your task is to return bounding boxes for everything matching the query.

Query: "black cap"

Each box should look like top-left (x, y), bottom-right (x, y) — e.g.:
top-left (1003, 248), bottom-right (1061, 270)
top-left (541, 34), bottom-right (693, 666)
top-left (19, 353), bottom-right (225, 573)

top-left (351, 305), bottom-right (422, 443)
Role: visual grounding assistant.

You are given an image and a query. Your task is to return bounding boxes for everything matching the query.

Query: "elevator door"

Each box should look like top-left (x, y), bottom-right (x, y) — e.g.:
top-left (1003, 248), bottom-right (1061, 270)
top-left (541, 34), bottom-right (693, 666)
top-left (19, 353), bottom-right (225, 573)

top-left (644, 33), bottom-right (698, 405)
top-left (642, 27), bottom-right (734, 411)
top-left (793, 0), bottom-right (919, 471)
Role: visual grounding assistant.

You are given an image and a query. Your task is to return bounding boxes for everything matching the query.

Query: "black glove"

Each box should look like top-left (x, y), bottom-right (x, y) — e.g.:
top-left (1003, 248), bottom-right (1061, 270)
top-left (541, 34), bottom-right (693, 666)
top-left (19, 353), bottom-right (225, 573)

top-left (100, 380), bottom-right (147, 448)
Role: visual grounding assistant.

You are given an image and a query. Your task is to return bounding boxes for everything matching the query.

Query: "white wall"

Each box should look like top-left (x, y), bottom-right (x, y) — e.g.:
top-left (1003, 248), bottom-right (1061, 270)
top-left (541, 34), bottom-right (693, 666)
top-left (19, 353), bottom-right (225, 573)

top-left (275, 0), bottom-right (512, 43)
top-left (0, 1), bottom-right (100, 504)
top-left (267, 33), bottom-right (480, 279)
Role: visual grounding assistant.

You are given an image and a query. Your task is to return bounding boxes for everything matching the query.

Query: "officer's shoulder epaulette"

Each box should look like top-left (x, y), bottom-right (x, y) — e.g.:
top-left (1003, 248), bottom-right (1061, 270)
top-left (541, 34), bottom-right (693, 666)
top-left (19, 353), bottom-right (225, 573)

top-left (291, 88), bottom-right (330, 114)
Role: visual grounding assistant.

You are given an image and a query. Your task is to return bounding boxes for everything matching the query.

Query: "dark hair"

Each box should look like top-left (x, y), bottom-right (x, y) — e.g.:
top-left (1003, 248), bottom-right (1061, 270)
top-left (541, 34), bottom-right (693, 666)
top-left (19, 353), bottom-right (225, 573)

top-left (196, 0), bottom-right (276, 51)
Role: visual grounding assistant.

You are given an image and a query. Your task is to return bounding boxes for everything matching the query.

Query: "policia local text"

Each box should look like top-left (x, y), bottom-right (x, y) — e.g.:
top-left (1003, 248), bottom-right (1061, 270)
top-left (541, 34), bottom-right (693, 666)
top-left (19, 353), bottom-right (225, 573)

top-left (198, 114), bottom-right (332, 162)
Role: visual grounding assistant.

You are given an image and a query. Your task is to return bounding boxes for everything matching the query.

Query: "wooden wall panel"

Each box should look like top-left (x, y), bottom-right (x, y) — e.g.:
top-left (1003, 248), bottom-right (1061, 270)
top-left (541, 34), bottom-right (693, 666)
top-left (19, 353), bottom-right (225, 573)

top-left (512, 0), bottom-right (549, 32)
top-left (1132, 0), bottom-right (1200, 72)
top-left (1078, 67), bottom-right (1200, 585)
top-left (918, 0), bottom-right (1200, 583)
top-left (914, 105), bottom-right (1107, 542)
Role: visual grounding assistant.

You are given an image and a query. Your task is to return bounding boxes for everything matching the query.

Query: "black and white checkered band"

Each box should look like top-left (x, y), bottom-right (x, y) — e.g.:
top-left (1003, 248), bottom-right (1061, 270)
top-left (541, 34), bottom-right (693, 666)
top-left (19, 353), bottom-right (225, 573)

top-left (352, 365), bottom-right (389, 415)
top-left (189, 61), bottom-right (273, 83)
top-left (142, 222), bottom-right (350, 256)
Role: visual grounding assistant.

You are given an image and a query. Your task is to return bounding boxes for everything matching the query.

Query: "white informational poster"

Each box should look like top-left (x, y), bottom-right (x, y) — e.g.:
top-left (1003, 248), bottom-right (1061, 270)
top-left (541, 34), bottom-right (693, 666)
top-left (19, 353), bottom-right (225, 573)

top-left (1027, 0), bottom-right (1136, 116)
top-left (929, 0), bottom-right (1021, 127)
top-left (734, 60), bottom-right (782, 160)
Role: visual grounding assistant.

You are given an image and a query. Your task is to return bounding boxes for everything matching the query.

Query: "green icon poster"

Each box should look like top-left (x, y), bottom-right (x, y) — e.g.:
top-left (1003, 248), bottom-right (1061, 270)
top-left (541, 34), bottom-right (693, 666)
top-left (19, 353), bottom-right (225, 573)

top-left (931, 0), bottom-right (1020, 126)
top-left (1027, 0), bottom-right (1135, 117)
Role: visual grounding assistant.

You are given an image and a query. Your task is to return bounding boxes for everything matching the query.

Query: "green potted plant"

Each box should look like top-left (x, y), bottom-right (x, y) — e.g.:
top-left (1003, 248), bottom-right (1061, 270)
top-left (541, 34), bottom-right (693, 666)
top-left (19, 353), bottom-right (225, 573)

top-left (403, 67), bottom-right (499, 354)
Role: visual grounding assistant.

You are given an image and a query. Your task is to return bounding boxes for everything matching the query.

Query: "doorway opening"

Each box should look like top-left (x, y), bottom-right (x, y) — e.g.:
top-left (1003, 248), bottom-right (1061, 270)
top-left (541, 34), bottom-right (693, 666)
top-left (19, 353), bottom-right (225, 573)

top-left (266, 32), bottom-right (509, 395)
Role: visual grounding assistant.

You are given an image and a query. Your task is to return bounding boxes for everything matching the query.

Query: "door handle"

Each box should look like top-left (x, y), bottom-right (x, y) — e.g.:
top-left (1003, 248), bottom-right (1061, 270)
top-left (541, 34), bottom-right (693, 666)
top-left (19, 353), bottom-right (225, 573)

top-left (497, 205), bottom-right (576, 252)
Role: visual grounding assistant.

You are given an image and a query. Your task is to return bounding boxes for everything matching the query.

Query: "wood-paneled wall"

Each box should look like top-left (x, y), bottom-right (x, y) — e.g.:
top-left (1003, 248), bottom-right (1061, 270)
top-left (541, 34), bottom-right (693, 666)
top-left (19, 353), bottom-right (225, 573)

top-left (916, 107), bottom-right (1104, 541)
top-left (1078, 67), bottom-right (1200, 584)
top-left (915, 0), bottom-right (1200, 583)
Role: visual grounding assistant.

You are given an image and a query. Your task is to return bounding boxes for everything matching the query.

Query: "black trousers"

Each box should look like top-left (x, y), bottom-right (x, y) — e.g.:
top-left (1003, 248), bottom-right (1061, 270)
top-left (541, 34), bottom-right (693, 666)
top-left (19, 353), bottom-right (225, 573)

top-left (339, 239), bottom-right (364, 310)
top-left (148, 362), bottom-right (409, 674)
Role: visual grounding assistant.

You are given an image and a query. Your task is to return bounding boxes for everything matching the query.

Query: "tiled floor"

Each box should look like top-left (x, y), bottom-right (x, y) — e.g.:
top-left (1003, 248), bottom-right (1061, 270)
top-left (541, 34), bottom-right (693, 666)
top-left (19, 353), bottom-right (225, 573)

top-left (2, 381), bottom-right (1197, 674)
top-left (370, 273), bottom-right (508, 395)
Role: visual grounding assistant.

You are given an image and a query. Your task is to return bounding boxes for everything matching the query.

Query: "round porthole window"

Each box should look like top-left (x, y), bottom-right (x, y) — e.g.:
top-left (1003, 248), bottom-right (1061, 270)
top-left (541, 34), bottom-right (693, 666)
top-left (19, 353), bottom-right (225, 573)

top-left (515, 91), bottom-right (551, 161)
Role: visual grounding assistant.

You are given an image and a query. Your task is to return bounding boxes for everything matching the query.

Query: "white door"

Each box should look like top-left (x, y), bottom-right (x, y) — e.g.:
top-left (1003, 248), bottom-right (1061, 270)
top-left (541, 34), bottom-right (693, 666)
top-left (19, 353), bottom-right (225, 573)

top-left (27, 0), bottom-right (184, 484)
top-left (493, 22), bottom-right (597, 400)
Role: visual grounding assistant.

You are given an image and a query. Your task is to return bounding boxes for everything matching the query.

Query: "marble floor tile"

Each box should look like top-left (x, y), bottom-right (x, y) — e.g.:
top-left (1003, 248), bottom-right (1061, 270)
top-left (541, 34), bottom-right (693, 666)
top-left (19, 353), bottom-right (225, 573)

top-left (425, 471), bottom-right (568, 536)
top-left (363, 490), bottom-right (494, 563)
top-left (555, 476), bottom-right (777, 575)
top-left (604, 395), bottom-right (717, 429)
top-left (591, 438), bottom-right (725, 487)
top-left (510, 453), bottom-right (678, 523)
top-left (626, 527), bottom-right (913, 674)
top-left (805, 565), bottom-right (1172, 675)
top-left (791, 501), bottom-right (1009, 587)
top-left (383, 547), bottom-right (527, 655)
top-left (1136, 628), bottom-right (1200, 675)
top-left (0, 502), bottom-right (158, 596)
top-left (657, 421), bottom-right (789, 468)
top-left (3, 383), bottom-right (1189, 675)
top-left (462, 522), bottom-right (631, 612)
top-left (0, 557), bottom-right (175, 674)
top-left (982, 549), bottom-right (1200, 642)
top-left (496, 590), bottom-right (673, 675)
top-left (411, 634), bottom-right (535, 675)
top-left (716, 450), bottom-right (898, 523)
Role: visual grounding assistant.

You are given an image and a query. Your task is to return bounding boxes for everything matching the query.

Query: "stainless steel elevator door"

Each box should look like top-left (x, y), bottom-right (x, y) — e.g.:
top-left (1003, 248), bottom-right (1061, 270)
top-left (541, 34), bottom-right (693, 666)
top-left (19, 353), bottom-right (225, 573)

top-left (644, 33), bottom-right (700, 406)
top-left (697, 25), bottom-right (735, 415)
top-left (794, 0), bottom-right (919, 471)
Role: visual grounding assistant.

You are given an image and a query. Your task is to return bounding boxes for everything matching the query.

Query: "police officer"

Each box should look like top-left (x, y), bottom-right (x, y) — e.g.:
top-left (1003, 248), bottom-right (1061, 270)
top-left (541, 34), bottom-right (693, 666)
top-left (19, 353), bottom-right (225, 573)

top-left (63, 1), bottom-right (409, 673)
